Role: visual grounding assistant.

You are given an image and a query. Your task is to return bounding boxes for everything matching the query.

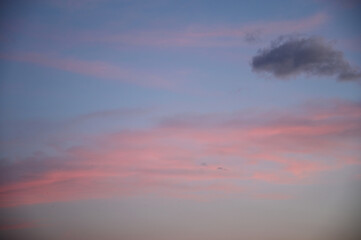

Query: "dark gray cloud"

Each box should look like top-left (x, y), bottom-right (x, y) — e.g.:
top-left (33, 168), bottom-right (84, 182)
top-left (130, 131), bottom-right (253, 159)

top-left (217, 167), bottom-right (227, 171)
top-left (251, 36), bottom-right (361, 81)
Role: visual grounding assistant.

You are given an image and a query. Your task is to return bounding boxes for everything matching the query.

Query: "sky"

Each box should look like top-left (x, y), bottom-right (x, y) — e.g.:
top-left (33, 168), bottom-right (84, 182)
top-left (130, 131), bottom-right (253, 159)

top-left (0, 0), bottom-right (361, 239)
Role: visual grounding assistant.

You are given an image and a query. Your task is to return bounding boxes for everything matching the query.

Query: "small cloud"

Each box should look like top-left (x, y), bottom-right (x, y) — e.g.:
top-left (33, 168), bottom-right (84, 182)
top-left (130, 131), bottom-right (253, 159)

top-left (217, 167), bottom-right (227, 171)
top-left (244, 30), bottom-right (262, 43)
top-left (251, 35), bottom-right (361, 81)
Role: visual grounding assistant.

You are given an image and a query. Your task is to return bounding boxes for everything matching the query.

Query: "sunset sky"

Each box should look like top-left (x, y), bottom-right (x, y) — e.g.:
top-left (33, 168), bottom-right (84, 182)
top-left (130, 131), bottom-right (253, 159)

top-left (0, 0), bottom-right (361, 239)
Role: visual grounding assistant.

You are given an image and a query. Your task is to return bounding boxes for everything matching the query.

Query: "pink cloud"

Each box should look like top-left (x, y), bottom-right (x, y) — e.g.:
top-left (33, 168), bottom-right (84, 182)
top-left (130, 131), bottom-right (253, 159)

top-left (81, 12), bottom-right (327, 48)
top-left (285, 161), bottom-right (334, 178)
top-left (251, 172), bottom-right (296, 184)
top-left (22, 12), bottom-right (327, 49)
top-left (0, 99), bottom-right (359, 207)
top-left (0, 222), bottom-right (37, 231)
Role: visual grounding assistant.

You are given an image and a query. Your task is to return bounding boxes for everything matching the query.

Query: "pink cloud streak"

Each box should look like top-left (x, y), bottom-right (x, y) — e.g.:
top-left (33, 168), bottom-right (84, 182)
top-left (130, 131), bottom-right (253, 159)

top-left (0, 222), bottom-right (37, 231)
top-left (77, 12), bottom-right (327, 48)
top-left (0, 99), bottom-right (359, 207)
top-left (14, 12), bottom-right (327, 49)
top-left (0, 52), bottom-right (176, 89)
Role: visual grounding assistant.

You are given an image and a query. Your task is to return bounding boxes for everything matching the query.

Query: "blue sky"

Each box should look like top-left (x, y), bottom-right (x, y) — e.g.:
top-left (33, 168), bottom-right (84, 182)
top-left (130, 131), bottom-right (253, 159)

top-left (0, 1), bottom-right (361, 239)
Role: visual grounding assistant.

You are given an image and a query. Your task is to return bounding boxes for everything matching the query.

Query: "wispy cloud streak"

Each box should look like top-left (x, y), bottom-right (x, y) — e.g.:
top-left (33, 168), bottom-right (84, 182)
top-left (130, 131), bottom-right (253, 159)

top-left (78, 12), bottom-right (328, 48)
top-left (0, 99), bottom-right (360, 207)
top-left (3, 12), bottom-right (327, 49)
top-left (0, 222), bottom-right (36, 231)
top-left (0, 52), bottom-right (176, 89)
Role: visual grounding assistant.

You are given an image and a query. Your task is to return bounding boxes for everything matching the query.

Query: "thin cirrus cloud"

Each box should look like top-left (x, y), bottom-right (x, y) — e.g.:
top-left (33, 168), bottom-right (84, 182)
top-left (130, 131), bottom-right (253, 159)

top-left (0, 52), bottom-right (176, 89)
top-left (87, 12), bottom-right (327, 48)
top-left (24, 12), bottom-right (327, 48)
top-left (251, 36), bottom-right (361, 81)
top-left (0, 99), bottom-right (360, 207)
